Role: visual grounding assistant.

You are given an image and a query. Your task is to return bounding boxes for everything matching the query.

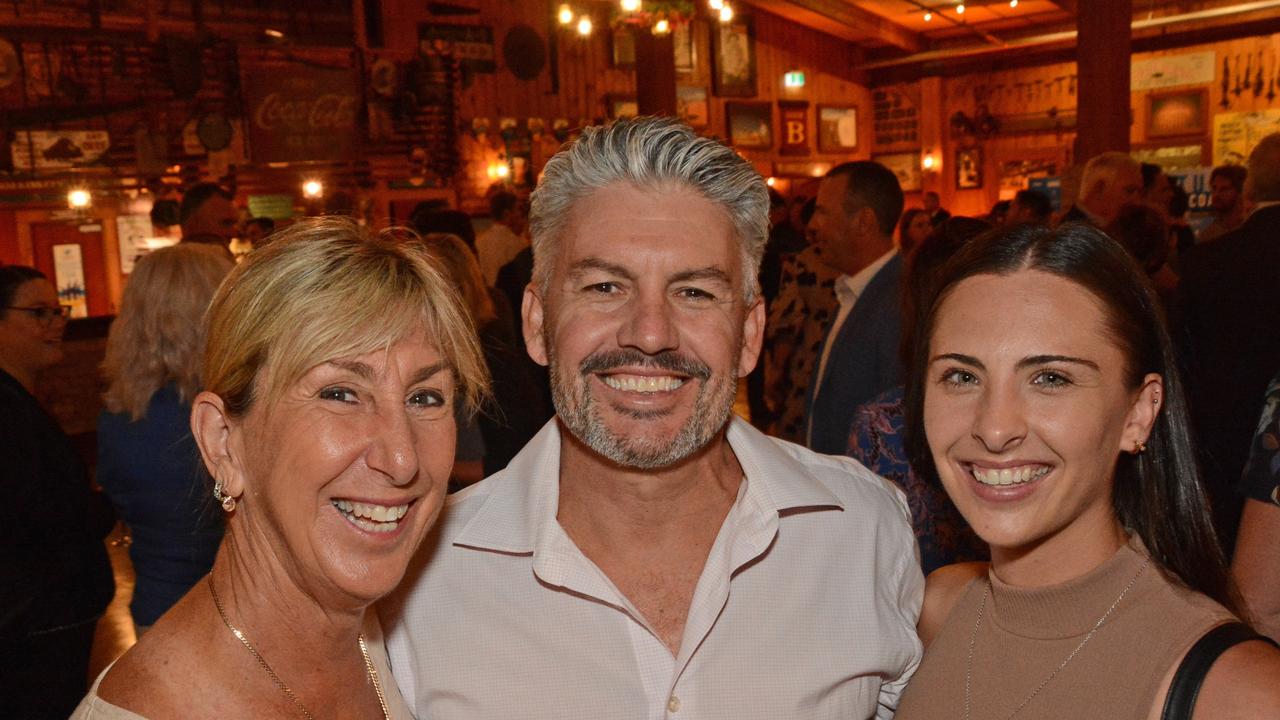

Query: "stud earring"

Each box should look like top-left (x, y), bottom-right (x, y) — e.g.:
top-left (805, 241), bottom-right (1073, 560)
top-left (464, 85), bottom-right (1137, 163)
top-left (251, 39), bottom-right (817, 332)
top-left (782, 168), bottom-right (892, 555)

top-left (1133, 440), bottom-right (1148, 454)
top-left (213, 479), bottom-right (238, 512)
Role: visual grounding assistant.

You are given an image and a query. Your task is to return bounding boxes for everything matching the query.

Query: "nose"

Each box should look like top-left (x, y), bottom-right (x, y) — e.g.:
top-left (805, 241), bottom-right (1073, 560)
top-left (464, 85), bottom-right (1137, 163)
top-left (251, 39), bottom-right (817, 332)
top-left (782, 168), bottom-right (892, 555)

top-left (366, 407), bottom-right (418, 487)
top-left (971, 384), bottom-right (1027, 454)
top-left (616, 290), bottom-right (679, 356)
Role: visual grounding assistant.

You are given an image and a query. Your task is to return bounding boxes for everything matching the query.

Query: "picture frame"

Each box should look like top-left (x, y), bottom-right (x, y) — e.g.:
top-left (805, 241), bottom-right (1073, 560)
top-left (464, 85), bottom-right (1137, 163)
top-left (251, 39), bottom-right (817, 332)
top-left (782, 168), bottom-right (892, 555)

top-left (1146, 88), bottom-right (1208, 139)
top-left (611, 27), bottom-right (636, 69)
top-left (873, 151), bottom-right (922, 192)
top-left (677, 86), bottom-right (709, 129)
top-left (956, 146), bottom-right (983, 189)
top-left (673, 21), bottom-right (696, 74)
top-left (817, 105), bottom-right (858, 153)
top-left (712, 16), bottom-right (756, 97)
top-left (726, 101), bottom-right (772, 149)
top-left (607, 95), bottom-right (638, 120)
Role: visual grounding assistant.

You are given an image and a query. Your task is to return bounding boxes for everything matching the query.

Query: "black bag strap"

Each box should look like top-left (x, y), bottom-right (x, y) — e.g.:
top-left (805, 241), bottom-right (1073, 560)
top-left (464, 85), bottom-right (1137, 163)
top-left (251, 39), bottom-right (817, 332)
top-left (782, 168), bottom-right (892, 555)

top-left (1160, 622), bottom-right (1279, 720)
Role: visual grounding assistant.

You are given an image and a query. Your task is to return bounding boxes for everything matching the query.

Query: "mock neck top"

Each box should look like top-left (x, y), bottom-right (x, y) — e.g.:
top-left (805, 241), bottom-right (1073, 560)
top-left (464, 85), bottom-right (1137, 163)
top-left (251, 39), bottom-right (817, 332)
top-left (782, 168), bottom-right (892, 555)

top-left (896, 535), bottom-right (1236, 720)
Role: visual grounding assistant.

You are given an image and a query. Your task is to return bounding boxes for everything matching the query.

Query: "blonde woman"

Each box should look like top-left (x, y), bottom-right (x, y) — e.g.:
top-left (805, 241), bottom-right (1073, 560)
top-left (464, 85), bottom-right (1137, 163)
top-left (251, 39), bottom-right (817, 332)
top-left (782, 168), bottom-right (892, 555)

top-left (97, 244), bottom-right (233, 632)
top-left (74, 218), bottom-right (488, 718)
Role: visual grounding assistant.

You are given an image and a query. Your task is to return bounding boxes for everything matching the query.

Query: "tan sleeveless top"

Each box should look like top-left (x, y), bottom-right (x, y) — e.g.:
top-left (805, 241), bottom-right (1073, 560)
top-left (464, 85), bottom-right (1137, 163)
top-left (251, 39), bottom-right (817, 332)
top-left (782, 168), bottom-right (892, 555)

top-left (896, 536), bottom-right (1235, 719)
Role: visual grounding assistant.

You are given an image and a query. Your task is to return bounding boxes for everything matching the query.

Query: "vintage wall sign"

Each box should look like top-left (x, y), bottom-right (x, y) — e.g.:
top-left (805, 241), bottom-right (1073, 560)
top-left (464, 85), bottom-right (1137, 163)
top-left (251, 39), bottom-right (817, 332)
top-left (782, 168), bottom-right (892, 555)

top-left (242, 64), bottom-right (360, 164)
top-left (9, 130), bottom-right (109, 170)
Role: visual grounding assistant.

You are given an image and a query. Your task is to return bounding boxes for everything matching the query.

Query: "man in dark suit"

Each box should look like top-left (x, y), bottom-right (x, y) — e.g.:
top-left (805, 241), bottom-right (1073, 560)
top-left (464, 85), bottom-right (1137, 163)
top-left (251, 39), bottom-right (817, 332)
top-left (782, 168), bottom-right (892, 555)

top-left (923, 191), bottom-right (950, 227)
top-left (1177, 132), bottom-right (1280, 551)
top-left (804, 162), bottom-right (904, 455)
top-left (1058, 152), bottom-right (1143, 227)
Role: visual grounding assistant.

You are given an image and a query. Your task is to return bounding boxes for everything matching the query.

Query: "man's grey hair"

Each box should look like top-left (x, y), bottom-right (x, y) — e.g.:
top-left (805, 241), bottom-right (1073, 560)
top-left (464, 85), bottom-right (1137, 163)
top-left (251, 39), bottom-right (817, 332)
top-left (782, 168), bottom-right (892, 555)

top-left (1246, 132), bottom-right (1280, 202)
top-left (1079, 151), bottom-right (1140, 200)
top-left (529, 116), bottom-right (770, 302)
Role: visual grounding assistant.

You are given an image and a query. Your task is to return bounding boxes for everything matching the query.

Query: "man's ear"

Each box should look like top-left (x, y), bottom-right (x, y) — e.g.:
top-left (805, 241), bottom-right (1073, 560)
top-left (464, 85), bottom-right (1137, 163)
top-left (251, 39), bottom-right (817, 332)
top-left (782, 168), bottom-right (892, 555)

top-left (1119, 373), bottom-right (1163, 454)
top-left (738, 296), bottom-right (766, 378)
top-left (522, 283), bottom-right (549, 367)
top-left (191, 390), bottom-right (246, 499)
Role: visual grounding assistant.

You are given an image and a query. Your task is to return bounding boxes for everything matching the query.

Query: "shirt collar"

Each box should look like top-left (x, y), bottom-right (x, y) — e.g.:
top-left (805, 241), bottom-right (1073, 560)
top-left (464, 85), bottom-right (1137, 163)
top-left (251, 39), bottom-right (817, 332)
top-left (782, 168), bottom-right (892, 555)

top-left (836, 248), bottom-right (896, 304)
top-left (1249, 200), bottom-right (1280, 216)
top-left (452, 416), bottom-right (845, 556)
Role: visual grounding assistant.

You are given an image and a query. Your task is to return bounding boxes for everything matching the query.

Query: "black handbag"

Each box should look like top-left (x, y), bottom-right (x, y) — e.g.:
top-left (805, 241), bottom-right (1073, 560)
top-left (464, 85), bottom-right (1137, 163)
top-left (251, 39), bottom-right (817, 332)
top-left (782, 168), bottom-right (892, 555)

top-left (1160, 622), bottom-right (1279, 720)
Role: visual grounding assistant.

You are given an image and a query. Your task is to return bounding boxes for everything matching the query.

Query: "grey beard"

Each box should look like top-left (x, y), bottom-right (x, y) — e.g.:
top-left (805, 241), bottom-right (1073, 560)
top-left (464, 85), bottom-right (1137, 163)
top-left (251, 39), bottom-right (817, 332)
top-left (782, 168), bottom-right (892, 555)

top-left (548, 348), bottom-right (738, 469)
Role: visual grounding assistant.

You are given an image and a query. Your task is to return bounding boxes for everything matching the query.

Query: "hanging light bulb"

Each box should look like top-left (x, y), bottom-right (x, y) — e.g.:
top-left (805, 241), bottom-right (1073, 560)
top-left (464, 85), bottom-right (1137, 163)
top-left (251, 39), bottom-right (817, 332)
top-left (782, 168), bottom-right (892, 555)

top-left (923, 10), bottom-right (932, 21)
top-left (956, 3), bottom-right (965, 14)
top-left (67, 188), bottom-right (91, 208)
top-left (653, 18), bottom-right (671, 35)
top-left (302, 179), bottom-right (324, 199)
top-left (719, 3), bottom-right (734, 22)
top-left (577, 15), bottom-right (593, 35)
top-left (1009, 0), bottom-right (1018, 6)
top-left (620, 0), bottom-right (641, 12)
top-left (709, 0), bottom-right (724, 10)
top-left (557, 3), bottom-right (574, 24)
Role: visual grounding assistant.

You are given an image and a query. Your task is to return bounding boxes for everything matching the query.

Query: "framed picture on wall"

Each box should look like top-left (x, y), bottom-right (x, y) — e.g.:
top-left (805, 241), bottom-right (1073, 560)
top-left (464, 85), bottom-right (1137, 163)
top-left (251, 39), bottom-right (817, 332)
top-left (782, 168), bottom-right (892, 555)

top-left (817, 105), bottom-right (858, 152)
top-left (1146, 88), bottom-right (1208, 138)
top-left (677, 86), bottom-right (709, 129)
top-left (612, 28), bottom-right (636, 68)
top-left (726, 102), bottom-right (772, 149)
top-left (956, 146), bottom-right (983, 189)
top-left (673, 22), bottom-right (696, 74)
top-left (873, 151), bottom-right (922, 192)
top-left (712, 16), bottom-right (756, 97)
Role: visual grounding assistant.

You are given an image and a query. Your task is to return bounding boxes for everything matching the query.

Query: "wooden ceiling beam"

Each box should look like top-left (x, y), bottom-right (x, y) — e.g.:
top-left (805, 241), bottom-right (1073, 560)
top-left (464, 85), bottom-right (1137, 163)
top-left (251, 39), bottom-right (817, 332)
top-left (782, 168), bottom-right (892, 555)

top-left (1046, 0), bottom-right (1078, 13)
top-left (748, 0), bottom-right (922, 53)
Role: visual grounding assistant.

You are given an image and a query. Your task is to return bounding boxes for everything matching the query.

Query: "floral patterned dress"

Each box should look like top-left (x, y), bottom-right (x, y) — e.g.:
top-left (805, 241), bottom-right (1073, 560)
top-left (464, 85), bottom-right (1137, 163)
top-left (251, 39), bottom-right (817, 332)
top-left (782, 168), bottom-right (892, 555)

top-left (847, 386), bottom-right (988, 575)
top-left (1242, 371), bottom-right (1280, 506)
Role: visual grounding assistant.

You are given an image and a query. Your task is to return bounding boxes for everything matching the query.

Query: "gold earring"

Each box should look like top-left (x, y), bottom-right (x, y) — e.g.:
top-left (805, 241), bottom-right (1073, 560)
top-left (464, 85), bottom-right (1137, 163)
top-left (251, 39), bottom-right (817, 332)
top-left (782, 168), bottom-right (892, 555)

top-left (213, 479), bottom-right (237, 512)
top-left (1133, 440), bottom-right (1147, 454)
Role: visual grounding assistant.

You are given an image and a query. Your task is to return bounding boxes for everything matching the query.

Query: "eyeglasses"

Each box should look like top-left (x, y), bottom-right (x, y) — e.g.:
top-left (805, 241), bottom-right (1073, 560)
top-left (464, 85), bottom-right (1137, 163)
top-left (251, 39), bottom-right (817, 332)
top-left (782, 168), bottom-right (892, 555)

top-left (5, 305), bottom-right (72, 323)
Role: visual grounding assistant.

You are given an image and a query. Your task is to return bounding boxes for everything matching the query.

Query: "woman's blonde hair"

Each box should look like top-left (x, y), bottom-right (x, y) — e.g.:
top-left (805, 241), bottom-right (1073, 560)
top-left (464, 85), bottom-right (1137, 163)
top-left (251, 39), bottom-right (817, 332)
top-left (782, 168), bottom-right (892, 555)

top-left (102, 243), bottom-right (234, 420)
top-left (202, 217), bottom-right (488, 419)
top-left (418, 232), bottom-right (496, 326)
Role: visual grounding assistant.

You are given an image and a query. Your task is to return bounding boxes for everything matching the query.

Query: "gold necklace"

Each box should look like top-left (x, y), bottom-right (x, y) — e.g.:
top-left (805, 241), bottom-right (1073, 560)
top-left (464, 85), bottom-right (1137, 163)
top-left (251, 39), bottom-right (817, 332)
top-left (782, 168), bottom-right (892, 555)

top-left (963, 557), bottom-right (1150, 720)
top-left (208, 577), bottom-right (391, 720)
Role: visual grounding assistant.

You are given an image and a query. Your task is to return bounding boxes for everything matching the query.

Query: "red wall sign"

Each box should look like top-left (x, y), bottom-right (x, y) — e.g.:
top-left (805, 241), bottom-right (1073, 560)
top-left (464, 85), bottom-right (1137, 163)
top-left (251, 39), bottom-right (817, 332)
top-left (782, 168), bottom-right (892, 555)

top-left (242, 63), bottom-right (360, 164)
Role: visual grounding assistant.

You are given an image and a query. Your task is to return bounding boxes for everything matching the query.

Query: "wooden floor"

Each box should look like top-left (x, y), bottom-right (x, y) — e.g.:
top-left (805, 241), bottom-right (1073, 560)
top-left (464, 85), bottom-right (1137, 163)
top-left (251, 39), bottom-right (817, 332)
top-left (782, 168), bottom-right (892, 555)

top-left (89, 522), bottom-right (137, 681)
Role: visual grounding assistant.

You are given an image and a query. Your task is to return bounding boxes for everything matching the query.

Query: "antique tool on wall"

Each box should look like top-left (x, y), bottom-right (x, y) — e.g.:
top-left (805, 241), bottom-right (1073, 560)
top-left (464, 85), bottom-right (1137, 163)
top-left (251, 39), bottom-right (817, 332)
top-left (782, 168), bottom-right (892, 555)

top-left (1268, 56), bottom-right (1276, 101)
top-left (1254, 50), bottom-right (1264, 97)
top-left (1222, 56), bottom-right (1231, 108)
top-left (1236, 54), bottom-right (1247, 96)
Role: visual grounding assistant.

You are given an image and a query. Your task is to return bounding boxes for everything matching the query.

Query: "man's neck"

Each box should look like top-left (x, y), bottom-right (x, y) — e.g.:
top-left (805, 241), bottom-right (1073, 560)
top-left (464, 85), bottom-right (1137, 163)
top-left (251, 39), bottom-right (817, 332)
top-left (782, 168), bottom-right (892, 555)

top-left (556, 423), bottom-right (743, 548)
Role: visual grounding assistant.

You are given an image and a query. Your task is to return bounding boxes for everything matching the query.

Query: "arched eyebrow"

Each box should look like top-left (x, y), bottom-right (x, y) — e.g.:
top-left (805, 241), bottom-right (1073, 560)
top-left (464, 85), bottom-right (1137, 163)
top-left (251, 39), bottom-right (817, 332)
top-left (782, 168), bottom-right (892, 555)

top-left (409, 362), bottom-right (449, 385)
top-left (927, 353), bottom-right (1099, 372)
top-left (566, 257), bottom-right (632, 282)
top-left (326, 360), bottom-right (449, 385)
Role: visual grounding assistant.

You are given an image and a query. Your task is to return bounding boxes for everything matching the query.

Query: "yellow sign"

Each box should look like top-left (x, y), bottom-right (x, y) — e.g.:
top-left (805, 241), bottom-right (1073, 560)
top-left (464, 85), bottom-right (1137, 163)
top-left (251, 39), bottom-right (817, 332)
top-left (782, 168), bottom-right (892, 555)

top-left (1212, 110), bottom-right (1280, 166)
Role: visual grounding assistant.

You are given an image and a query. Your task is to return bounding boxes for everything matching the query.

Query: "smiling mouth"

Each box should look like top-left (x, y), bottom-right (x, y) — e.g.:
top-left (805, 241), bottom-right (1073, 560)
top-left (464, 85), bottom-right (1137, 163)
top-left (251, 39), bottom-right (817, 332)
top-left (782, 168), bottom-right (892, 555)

top-left (969, 464), bottom-right (1051, 487)
top-left (599, 373), bottom-right (686, 393)
top-left (332, 499), bottom-right (410, 533)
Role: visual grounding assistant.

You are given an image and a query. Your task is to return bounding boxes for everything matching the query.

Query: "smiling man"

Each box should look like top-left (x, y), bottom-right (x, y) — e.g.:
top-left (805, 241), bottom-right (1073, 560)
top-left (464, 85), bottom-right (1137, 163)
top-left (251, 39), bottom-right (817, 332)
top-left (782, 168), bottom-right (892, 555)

top-left (382, 117), bottom-right (923, 720)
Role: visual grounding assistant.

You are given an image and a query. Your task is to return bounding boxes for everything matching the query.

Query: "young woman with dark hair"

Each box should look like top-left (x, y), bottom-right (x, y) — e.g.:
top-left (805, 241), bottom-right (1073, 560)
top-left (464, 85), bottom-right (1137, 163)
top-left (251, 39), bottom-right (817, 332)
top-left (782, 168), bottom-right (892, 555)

top-left (895, 223), bottom-right (1280, 719)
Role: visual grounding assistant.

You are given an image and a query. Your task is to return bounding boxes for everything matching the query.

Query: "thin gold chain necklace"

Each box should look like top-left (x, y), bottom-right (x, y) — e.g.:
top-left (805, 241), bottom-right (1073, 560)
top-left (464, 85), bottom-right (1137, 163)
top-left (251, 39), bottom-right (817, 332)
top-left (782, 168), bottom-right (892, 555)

top-left (963, 557), bottom-right (1150, 720)
top-left (208, 577), bottom-right (391, 720)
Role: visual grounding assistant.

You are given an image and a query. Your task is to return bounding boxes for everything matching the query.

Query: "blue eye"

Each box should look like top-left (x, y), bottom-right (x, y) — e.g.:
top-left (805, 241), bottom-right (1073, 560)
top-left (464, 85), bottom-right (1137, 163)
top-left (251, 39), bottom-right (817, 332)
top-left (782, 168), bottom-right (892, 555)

top-left (319, 387), bottom-right (358, 403)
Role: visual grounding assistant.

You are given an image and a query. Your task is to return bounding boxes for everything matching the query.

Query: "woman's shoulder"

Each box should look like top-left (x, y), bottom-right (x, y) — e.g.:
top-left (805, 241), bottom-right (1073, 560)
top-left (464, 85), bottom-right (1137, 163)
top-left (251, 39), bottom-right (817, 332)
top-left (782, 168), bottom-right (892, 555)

top-left (1144, 625), bottom-right (1280, 720)
top-left (919, 561), bottom-right (988, 646)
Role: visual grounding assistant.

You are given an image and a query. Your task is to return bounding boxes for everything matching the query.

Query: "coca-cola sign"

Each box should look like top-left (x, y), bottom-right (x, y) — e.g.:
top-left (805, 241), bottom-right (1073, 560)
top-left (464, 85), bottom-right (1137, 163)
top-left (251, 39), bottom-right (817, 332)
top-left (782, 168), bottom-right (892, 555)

top-left (243, 64), bottom-right (359, 163)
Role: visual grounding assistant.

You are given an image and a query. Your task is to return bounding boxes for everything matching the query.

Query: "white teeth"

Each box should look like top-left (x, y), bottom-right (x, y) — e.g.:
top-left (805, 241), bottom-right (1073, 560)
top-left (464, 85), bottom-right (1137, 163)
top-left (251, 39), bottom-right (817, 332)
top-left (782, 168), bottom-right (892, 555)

top-left (971, 465), bottom-right (1050, 486)
top-left (332, 499), bottom-right (409, 532)
top-left (601, 374), bottom-right (685, 393)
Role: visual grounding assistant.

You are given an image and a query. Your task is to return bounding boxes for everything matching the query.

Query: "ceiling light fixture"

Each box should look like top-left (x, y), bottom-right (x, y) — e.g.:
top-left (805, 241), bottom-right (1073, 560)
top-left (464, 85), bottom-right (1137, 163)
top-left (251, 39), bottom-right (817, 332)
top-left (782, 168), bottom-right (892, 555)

top-left (924, 10), bottom-right (932, 21)
top-left (956, 3), bottom-right (965, 14)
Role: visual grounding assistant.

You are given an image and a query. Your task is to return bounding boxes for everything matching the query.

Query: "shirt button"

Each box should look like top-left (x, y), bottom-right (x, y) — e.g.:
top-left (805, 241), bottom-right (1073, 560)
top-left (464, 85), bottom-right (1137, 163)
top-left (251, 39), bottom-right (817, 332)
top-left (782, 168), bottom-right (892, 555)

top-left (667, 695), bottom-right (681, 713)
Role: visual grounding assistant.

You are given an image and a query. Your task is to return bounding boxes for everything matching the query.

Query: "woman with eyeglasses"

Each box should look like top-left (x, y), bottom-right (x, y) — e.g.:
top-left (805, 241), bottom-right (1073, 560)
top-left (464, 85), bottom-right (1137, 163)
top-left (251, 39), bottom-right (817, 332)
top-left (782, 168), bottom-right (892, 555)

top-left (0, 265), bottom-right (116, 719)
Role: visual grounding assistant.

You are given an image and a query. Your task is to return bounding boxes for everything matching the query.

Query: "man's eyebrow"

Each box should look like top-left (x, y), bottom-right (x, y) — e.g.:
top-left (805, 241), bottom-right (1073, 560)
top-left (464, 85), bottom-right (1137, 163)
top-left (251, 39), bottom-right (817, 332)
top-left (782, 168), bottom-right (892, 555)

top-left (1016, 354), bottom-right (1100, 371)
top-left (566, 257), bottom-right (634, 281)
top-left (669, 267), bottom-right (733, 286)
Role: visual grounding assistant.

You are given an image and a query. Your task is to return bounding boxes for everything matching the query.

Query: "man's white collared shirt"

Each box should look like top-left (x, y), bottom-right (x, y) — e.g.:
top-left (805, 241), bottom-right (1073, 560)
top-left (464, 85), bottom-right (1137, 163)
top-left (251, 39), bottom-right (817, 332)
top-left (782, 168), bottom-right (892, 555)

top-left (381, 417), bottom-right (923, 720)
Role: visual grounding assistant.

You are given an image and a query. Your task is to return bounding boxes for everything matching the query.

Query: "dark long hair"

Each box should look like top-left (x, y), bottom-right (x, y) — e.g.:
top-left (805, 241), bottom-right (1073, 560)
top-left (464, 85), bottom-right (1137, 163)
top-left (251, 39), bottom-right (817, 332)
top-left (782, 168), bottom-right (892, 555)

top-left (0, 265), bottom-right (47, 315)
top-left (903, 222), bottom-right (1241, 615)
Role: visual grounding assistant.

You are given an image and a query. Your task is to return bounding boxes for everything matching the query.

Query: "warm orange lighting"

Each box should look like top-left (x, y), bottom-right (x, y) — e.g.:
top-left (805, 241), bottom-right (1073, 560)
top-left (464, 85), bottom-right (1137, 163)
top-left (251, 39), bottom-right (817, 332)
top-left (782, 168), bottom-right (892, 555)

top-left (956, 3), bottom-right (965, 14)
top-left (620, 0), bottom-right (641, 11)
top-left (653, 18), bottom-right (671, 35)
top-left (67, 189), bottom-right (91, 208)
top-left (924, 11), bottom-right (933, 21)
top-left (557, 3), bottom-right (574, 24)
top-left (302, 179), bottom-right (323, 198)
top-left (576, 15), bottom-right (593, 35)
top-left (719, 3), bottom-right (734, 22)
top-left (1009, 0), bottom-right (1018, 6)
top-left (708, 0), bottom-right (724, 9)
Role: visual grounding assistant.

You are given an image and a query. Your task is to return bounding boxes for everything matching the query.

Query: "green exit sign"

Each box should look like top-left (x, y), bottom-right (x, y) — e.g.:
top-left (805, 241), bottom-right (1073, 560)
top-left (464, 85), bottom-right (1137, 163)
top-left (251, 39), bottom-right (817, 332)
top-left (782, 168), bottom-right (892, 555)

top-left (784, 71), bottom-right (805, 88)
